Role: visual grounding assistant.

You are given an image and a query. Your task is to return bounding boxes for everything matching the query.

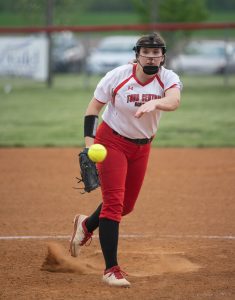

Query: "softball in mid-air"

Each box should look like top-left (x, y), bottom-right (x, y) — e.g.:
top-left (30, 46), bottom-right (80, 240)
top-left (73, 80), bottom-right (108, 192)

top-left (88, 144), bottom-right (107, 163)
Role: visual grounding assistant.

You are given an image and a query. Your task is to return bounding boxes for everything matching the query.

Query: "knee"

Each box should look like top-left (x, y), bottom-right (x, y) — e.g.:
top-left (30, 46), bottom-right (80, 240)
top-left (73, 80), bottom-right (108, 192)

top-left (100, 203), bottom-right (123, 222)
top-left (122, 206), bottom-right (133, 216)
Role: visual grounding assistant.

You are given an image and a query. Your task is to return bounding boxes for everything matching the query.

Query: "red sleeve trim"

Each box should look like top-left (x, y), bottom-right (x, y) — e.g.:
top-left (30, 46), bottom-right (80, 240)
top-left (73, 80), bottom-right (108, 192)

top-left (95, 98), bottom-right (106, 104)
top-left (164, 84), bottom-right (179, 92)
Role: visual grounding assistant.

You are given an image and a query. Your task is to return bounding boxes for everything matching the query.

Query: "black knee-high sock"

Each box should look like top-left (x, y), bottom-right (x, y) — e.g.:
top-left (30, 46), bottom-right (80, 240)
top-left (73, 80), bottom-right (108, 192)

top-left (85, 203), bottom-right (102, 233)
top-left (99, 218), bottom-right (119, 270)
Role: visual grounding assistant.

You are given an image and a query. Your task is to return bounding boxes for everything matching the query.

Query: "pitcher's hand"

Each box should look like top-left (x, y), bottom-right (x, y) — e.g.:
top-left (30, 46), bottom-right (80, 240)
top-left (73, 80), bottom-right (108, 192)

top-left (135, 100), bottom-right (157, 118)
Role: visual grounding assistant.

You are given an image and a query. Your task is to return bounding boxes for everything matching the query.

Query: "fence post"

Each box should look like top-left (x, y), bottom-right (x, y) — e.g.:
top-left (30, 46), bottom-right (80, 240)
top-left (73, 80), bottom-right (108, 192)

top-left (46, 0), bottom-right (54, 88)
top-left (223, 29), bottom-right (230, 87)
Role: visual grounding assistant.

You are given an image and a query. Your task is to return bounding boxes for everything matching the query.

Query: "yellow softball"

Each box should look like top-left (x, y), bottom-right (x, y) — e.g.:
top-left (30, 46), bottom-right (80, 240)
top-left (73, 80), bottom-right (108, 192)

top-left (88, 144), bottom-right (107, 163)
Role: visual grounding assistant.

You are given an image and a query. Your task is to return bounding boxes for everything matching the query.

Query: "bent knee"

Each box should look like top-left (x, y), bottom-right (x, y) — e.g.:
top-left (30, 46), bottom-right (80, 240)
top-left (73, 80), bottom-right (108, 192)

top-left (122, 207), bottom-right (134, 216)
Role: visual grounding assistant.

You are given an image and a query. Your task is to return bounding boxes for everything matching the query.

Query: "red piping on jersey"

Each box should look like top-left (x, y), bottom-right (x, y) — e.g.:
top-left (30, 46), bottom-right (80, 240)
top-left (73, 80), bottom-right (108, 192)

top-left (165, 84), bottom-right (178, 92)
top-left (155, 74), bottom-right (164, 89)
top-left (95, 98), bottom-right (106, 104)
top-left (112, 73), bottom-right (133, 104)
top-left (133, 64), bottom-right (156, 86)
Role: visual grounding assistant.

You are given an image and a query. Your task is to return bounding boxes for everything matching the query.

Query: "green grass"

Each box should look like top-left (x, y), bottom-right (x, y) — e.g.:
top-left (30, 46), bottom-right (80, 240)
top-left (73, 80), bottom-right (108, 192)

top-left (156, 75), bottom-right (235, 147)
top-left (0, 12), bottom-right (140, 27)
top-left (0, 75), bottom-right (93, 147)
top-left (64, 12), bottom-right (140, 26)
top-left (0, 13), bottom-right (43, 27)
top-left (208, 11), bottom-right (235, 22)
top-left (0, 74), bottom-right (235, 147)
top-left (0, 10), bottom-right (235, 38)
top-left (192, 11), bottom-right (235, 38)
top-left (0, 9), bottom-right (235, 26)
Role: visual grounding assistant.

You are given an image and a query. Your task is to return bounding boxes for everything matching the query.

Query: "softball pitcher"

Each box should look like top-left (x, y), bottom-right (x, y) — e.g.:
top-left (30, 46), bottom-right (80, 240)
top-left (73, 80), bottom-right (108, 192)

top-left (70, 32), bottom-right (182, 287)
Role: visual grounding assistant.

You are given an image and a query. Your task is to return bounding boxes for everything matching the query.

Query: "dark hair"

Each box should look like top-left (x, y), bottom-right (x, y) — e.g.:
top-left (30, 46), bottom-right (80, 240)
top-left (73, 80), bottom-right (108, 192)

top-left (133, 32), bottom-right (166, 66)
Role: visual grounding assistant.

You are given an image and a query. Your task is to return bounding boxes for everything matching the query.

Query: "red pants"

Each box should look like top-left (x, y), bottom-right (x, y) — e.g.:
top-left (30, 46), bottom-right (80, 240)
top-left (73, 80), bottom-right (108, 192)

top-left (95, 122), bottom-right (151, 222)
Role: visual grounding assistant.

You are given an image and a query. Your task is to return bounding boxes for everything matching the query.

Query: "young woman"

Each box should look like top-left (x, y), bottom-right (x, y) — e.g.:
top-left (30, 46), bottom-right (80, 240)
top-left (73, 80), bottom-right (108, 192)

top-left (70, 32), bottom-right (182, 287)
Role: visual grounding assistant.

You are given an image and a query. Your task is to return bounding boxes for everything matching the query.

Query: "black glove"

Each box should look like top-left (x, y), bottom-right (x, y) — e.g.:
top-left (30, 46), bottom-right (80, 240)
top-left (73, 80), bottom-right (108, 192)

top-left (76, 148), bottom-right (100, 193)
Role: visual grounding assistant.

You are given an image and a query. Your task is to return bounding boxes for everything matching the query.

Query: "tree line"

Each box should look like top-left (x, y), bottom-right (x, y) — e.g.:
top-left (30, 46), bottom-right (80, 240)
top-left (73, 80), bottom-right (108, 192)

top-left (1, 0), bottom-right (235, 17)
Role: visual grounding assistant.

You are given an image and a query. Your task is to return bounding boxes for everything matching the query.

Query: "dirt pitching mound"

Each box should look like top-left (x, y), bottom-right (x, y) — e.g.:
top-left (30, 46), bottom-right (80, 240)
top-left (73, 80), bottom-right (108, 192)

top-left (41, 242), bottom-right (98, 274)
top-left (106, 250), bottom-right (201, 277)
top-left (41, 243), bottom-right (200, 277)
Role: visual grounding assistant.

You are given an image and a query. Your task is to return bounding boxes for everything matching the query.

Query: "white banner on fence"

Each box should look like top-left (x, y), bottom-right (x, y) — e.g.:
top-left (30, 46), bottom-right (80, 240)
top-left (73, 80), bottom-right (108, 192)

top-left (0, 35), bottom-right (49, 81)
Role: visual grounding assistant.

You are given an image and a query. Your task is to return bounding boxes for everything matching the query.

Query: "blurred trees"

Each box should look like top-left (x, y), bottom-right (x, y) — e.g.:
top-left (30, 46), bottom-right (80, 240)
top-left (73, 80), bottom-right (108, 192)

top-left (78, 0), bottom-right (133, 12)
top-left (0, 0), bottom-right (43, 12)
top-left (131, 0), bottom-right (209, 58)
top-left (1, 0), bottom-right (235, 16)
top-left (0, 0), bottom-right (234, 27)
top-left (131, 0), bottom-right (208, 23)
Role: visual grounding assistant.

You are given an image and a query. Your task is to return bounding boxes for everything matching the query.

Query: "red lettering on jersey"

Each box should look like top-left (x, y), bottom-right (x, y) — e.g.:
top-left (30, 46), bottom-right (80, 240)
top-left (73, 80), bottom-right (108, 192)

top-left (141, 94), bottom-right (161, 102)
top-left (134, 94), bottom-right (162, 106)
top-left (127, 94), bottom-right (161, 105)
top-left (127, 94), bottom-right (140, 103)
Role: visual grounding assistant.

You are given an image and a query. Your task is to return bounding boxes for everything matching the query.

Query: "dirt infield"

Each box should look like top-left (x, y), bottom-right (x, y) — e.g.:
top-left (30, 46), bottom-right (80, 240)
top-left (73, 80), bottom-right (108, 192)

top-left (0, 148), bottom-right (234, 300)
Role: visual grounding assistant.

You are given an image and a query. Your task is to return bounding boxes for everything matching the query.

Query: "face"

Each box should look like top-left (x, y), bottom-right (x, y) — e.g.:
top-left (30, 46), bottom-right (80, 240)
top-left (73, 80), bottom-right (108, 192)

top-left (138, 47), bottom-right (164, 66)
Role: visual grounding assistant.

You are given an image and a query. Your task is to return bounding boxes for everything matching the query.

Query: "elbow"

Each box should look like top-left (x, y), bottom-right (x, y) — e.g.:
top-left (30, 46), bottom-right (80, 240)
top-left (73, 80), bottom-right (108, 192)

top-left (168, 98), bottom-right (180, 111)
top-left (173, 98), bottom-right (180, 110)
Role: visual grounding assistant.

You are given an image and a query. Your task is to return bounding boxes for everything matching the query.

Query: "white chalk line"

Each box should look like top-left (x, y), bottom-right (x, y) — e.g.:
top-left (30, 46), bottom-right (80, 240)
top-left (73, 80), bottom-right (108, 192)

top-left (0, 234), bottom-right (234, 241)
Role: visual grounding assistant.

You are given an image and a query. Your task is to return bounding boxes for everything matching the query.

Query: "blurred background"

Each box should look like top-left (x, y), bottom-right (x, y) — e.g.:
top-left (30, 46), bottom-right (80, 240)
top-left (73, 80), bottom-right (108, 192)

top-left (0, 0), bottom-right (235, 147)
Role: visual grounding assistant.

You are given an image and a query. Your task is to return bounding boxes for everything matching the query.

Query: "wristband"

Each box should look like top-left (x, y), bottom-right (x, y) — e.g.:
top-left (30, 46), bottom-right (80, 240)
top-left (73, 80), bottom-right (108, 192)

top-left (84, 115), bottom-right (98, 138)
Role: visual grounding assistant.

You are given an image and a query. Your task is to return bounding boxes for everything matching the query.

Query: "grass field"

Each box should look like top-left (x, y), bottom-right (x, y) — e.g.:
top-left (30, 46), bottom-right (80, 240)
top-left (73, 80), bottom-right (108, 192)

top-left (1, 10), bottom-right (235, 25)
top-left (0, 74), bottom-right (235, 147)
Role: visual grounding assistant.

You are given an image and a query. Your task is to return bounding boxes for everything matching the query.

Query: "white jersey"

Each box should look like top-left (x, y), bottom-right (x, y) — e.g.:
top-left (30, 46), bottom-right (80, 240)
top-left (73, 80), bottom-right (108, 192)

top-left (94, 63), bottom-right (182, 139)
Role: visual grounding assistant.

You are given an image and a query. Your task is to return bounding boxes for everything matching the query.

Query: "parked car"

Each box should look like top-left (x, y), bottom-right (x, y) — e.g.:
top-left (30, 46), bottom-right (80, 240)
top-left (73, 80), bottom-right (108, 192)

top-left (51, 31), bottom-right (85, 73)
top-left (169, 40), bottom-right (235, 75)
top-left (86, 35), bottom-right (139, 75)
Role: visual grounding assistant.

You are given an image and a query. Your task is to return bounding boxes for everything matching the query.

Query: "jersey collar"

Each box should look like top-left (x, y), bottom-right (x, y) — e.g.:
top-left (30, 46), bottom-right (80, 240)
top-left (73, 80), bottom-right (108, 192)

top-left (132, 63), bottom-right (158, 86)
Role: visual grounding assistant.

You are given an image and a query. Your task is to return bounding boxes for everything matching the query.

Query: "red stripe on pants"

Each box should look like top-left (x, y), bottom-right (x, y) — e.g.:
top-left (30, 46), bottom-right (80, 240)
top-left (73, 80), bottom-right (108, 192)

top-left (95, 122), bottom-right (151, 222)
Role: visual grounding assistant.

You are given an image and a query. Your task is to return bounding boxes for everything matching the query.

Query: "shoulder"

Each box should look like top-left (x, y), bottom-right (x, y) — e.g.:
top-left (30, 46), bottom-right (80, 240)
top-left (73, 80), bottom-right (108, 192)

top-left (158, 66), bottom-right (183, 90)
top-left (159, 66), bottom-right (180, 80)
